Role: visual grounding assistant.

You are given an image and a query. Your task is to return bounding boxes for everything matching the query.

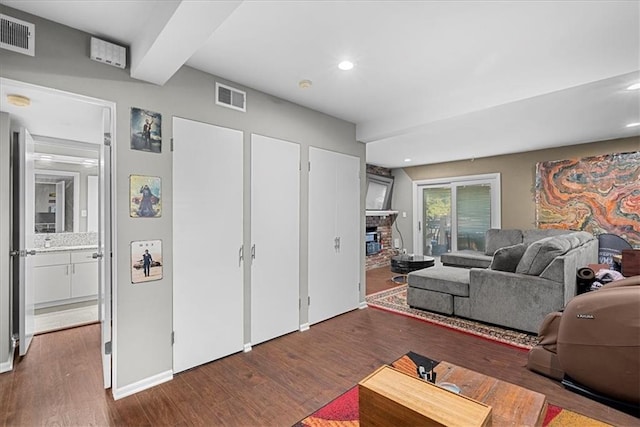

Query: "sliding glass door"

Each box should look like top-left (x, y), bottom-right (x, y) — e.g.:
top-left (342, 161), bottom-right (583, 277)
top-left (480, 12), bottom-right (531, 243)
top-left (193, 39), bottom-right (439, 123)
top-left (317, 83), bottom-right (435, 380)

top-left (415, 174), bottom-right (500, 256)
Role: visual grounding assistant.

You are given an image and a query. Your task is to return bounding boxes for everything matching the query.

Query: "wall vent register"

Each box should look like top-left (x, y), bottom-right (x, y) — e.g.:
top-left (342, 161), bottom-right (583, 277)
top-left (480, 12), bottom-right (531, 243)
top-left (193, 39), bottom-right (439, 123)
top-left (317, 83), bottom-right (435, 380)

top-left (0, 14), bottom-right (35, 56)
top-left (216, 82), bottom-right (246, 112)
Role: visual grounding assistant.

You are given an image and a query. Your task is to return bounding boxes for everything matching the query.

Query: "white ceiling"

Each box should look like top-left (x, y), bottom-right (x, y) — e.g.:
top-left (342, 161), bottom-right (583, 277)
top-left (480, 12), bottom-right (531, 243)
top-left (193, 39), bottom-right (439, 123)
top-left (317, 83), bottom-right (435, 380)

top-left (2, 0), bottom-right (639, 168)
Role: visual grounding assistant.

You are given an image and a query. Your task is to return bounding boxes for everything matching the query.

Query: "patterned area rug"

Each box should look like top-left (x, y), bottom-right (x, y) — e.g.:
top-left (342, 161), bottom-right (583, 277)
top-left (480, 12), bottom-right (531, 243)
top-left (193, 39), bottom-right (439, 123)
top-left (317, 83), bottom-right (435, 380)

top-left (294, 352), bottom-right (612, 427)
top-left (366, 285), bottom-right (540, 350)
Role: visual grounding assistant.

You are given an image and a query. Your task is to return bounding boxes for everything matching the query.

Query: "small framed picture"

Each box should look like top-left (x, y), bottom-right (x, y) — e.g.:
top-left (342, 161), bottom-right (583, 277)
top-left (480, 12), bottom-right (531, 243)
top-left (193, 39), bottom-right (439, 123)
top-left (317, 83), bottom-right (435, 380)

top-left (130, 175), bottom-right (161, 218)
top-left (131, 107), bottom-right (162, 153)
top-left (131, 240), bottom-right (163, 284)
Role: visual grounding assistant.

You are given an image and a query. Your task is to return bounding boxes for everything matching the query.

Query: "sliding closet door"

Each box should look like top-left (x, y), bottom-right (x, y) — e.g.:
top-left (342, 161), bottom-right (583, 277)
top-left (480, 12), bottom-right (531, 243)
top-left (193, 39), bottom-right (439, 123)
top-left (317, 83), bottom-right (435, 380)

top-left (308, 147), bottom-right (360, 325)
top-left (251, 134), bottom-right (300, 345)
top-left (173, 117), bottom-right (243, 373)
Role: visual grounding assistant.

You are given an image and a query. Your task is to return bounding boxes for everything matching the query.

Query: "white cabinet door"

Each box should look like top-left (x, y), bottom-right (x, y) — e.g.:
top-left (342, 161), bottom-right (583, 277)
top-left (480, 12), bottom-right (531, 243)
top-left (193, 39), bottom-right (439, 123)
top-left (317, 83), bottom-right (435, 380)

top-left (71, 261), bottom-right (98, 298)
top-left (34, 264), bottom-right (70, 304)
top-left (173, 117), bottom-right (244, 374)
top-left (308, 148), bottom-right (360, 325)
top-left (251, 134), bottom-right (300, 345)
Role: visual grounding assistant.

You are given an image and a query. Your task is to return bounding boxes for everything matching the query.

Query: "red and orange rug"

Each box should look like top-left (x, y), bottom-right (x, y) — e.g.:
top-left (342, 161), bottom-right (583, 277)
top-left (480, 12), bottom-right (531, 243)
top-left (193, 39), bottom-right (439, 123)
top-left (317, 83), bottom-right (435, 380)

top-left (294, 352), bottom-right (611, 427)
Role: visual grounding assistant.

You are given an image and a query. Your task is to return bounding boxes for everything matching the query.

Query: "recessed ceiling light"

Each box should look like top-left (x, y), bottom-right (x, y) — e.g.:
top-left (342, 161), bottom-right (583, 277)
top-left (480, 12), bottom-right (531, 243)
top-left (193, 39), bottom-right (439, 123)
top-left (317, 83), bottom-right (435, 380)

top-left (626, 83), bottom-right (640, 90)
top-left (338, 60), bottom-right (354, 71)
top-left (7, 94), bottom-right (31, 107)
top-left (625, 122), bottom-right (640, 128)
top-left (404, 158), bottom-right (412, 162)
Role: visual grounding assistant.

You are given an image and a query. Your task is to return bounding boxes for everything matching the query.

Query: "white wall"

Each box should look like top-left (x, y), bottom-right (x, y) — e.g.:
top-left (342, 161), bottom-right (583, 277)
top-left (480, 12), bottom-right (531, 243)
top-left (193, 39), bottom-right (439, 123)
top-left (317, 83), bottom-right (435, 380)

top-left (0, 112), bottom-right (12, 372)
top-left (0, 5), bottom-right (365, 394)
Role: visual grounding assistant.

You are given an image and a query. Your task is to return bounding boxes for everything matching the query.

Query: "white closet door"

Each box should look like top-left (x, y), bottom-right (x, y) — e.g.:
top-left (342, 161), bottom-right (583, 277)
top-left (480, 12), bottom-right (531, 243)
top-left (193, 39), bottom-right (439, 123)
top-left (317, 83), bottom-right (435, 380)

top-left (251, 134), bottom-right (300, 345)
top-left (173, 117), bottom-right (244, 374)
top-left (334, 152), bottom-right (361, 313)
top-left (308, 147), bottom-right (360, 324)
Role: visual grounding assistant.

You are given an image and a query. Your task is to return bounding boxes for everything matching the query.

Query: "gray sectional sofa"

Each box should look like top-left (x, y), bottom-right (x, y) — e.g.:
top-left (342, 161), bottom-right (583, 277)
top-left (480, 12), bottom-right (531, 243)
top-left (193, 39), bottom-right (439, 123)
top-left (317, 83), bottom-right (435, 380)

top-left (407, 229), bottom-right (599, 333)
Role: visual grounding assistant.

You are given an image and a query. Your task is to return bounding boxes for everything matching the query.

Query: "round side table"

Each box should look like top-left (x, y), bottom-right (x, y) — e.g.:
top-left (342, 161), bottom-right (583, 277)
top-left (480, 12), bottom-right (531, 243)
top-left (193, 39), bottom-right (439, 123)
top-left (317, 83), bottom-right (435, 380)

top-left (390, 254), bottom-right (435, 284)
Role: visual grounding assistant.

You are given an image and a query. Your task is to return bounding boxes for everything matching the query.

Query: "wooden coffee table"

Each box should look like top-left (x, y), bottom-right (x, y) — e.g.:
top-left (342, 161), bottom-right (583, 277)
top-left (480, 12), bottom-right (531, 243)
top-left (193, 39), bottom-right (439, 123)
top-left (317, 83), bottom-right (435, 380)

top-left (391, 359), bottom-right (548, 426)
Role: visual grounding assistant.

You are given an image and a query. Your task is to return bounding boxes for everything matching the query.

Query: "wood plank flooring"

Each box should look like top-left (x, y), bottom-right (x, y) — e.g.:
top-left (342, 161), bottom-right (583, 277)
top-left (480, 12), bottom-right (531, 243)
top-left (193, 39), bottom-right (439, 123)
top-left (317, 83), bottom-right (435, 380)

top-left (1, 266), bottom-right (638, 426)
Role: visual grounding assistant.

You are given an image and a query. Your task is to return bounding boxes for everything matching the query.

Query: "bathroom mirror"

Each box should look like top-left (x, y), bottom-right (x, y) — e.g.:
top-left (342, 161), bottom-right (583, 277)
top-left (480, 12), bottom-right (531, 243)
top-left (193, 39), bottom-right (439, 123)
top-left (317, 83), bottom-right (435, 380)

top-left (33, 139), bottom-right (99, 234)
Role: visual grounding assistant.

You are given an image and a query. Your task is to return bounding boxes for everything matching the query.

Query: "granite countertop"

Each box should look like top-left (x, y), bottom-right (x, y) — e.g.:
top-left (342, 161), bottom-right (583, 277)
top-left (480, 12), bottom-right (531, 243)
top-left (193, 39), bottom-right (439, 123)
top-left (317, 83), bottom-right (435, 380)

top-left (35, 245), bottom-right (98, 253)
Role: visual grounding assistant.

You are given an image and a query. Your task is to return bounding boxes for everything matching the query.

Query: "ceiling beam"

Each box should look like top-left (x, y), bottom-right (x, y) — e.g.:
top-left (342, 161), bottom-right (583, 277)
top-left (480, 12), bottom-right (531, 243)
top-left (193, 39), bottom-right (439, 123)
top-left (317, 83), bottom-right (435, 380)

top-left (130, 0), bottom-right (242, 86)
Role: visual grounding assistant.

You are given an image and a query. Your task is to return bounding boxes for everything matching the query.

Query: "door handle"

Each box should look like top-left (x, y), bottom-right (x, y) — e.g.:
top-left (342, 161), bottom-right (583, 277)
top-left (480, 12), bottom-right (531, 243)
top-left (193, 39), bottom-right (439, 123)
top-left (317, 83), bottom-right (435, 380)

top-left (92, 252), bottom-right (104, 259)
top-left (10, 249), bottom-right (36, 257)
top-left (238, 245), bottom-right (243, 266)
top-left (251, 244), bottom-right (256, 260)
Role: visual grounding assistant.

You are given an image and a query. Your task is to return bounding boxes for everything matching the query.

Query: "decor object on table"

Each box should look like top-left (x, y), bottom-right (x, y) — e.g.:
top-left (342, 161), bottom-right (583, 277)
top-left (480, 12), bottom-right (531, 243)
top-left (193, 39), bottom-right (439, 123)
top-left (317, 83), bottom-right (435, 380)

top-left (130, 107), bottom-right (162, 153)
top-left (129, 174), bottom-right (161, 218)
top-left (535, 151), bottom-right (640, 247)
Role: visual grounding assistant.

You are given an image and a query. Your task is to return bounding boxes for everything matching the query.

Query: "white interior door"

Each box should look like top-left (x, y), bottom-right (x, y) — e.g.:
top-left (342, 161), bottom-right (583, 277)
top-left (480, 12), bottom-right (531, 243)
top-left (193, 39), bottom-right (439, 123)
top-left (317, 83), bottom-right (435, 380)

top-left (251, 134), bottom-right (299, 345)
top-left (18, 128), bottom-right (35, 356)
top-left (98, 108), bottom-right (112, 389)
top-left (173, 117), bottom-right (244, 373)
top-left (308, 148), bottom-right (360, 324)
top-left (334, 152), bottom-right (360, 314)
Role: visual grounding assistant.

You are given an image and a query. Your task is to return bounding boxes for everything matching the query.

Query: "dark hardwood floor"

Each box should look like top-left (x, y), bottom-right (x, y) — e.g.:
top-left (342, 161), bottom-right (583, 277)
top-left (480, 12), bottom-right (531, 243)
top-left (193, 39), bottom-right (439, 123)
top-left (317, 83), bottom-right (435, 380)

top-left (1, 266), bottom-right (638, 426)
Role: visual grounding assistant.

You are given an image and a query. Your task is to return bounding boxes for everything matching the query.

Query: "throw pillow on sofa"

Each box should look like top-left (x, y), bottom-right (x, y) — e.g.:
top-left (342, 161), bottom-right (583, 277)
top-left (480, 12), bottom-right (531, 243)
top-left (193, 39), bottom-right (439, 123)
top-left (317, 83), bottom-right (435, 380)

top-left (516, 235), bottom-right (572, 276)
top-left (490, 243), bottom-right (527, 272)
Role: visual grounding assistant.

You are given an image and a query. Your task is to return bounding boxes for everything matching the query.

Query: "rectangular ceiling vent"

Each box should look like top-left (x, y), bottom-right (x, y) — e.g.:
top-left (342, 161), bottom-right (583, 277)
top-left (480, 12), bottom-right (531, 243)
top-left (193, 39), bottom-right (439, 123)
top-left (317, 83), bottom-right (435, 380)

top-left (0, 14), bottom-right (35, 56)
top-left (216, 82), bottom-right (246, 112)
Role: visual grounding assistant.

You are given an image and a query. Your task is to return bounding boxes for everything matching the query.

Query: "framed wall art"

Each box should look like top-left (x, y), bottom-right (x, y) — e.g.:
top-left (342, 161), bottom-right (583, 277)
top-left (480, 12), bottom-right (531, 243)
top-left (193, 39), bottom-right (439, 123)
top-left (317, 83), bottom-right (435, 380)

top-left (131, 239), bottom-right (163, 284)
top-left (130, 174), bottom-right (161, 218)
top-left (130, 107), bottom-right (162, 153)
top-left (535, 151), bottom-right (640, 247)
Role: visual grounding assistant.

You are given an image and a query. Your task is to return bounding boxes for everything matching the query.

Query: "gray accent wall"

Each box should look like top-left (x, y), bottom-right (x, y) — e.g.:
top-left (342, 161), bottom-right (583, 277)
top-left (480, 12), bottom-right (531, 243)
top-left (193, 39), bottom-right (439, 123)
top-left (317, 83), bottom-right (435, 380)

top-left (0, 6), bottom-right (365, 393)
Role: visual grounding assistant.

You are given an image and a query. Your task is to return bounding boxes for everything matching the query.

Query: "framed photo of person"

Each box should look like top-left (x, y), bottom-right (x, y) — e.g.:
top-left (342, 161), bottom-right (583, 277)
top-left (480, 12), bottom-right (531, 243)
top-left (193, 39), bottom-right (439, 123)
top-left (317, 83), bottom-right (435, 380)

top-left (130, 107), bottom-right (162, 153)
top-left (131, 239), bottom-right (163, 284)
top-left (129, 174), bottom-right (162, 218)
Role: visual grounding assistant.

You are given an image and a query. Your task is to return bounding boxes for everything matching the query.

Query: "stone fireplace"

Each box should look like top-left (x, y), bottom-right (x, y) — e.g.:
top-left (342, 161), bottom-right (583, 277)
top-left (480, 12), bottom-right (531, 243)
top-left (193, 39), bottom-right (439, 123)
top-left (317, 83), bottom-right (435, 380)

top-left (365, 212), bottom-right (398, 270)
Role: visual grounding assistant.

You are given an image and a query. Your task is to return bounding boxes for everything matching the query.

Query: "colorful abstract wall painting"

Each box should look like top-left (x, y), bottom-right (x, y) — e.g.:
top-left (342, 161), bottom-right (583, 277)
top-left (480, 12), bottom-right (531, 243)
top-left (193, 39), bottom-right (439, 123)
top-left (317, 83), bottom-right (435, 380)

top-left (535, 151), bottom-right (640, 247)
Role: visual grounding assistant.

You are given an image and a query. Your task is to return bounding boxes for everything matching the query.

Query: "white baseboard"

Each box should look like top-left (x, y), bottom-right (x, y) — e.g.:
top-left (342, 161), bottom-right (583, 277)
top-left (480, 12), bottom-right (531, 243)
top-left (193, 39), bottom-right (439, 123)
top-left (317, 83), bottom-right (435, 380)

top-left (0, 349), bottom-right (13, 373)
top-left (358, 301), bottom-right (368, 309)
top-left (243, 343), bottom-right (252, 353)
top-left (112, 369), bottom-right (173, 400)
top-left (299, 323), bottom-right (310, 332)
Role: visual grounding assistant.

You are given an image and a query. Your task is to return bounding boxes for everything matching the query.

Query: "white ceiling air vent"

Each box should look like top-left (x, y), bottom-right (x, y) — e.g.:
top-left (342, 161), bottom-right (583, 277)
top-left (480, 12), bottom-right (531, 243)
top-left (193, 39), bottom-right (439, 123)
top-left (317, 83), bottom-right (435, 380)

top-left (216, 82), bottom-right (246, 112)
top-left (0, 14), bottom-right (35, 56)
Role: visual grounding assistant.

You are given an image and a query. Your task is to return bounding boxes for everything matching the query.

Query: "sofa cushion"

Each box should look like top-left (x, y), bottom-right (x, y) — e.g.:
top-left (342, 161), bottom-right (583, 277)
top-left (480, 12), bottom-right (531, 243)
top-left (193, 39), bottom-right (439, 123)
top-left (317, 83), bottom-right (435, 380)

top-left (516, 236), bottom-right (572, 276)
top-left (485, 229), bottom-right (523, 255)
top-left (440, 251), bottom-right (493, 269)
top-left (408, 266), bottom-right (470, 296)
top-left (522, 228), bottom-right (571, 246)
top-left (489, 243), bottom-right (527, 272)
